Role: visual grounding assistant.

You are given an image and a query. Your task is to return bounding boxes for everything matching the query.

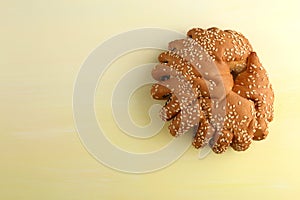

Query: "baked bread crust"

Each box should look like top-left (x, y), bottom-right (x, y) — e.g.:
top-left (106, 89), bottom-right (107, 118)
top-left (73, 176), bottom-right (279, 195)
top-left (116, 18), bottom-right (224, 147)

top-left (187, 27), bottom-right (253, 73)
top-left (151, 27), bottom-right (274, 153)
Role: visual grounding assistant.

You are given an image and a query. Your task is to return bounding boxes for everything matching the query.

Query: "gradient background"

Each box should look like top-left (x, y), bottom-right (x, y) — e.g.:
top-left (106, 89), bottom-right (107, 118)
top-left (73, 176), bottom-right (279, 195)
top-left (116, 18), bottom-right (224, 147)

top-left (1, 0), bottom-right (300, 199)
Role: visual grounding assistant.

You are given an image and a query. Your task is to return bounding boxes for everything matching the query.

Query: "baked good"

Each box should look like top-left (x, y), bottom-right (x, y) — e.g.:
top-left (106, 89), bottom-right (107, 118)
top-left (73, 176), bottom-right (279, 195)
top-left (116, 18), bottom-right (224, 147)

top-left (150, 27), bottom-right (274, 153)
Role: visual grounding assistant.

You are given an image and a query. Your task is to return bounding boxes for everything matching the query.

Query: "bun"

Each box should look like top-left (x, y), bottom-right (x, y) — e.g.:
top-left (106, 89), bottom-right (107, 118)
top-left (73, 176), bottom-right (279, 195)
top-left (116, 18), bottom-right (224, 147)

top-left (150, 27), bottom-right (274, 153)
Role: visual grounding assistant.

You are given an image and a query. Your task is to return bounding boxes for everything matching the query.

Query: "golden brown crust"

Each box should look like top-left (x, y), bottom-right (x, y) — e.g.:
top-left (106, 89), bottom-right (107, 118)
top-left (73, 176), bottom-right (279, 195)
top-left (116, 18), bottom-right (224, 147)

top-left (232, 52), bottom-right (274, 140)
top-left (150, 27), bottom-right (274, 153)
top-left (187, 27), bottom-right (253, 73)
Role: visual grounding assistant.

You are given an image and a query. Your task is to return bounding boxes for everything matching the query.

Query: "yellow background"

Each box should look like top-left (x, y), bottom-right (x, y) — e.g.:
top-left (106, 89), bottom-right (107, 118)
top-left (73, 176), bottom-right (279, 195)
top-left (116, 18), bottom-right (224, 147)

top-left (1, 0), bottom-right (300, 199)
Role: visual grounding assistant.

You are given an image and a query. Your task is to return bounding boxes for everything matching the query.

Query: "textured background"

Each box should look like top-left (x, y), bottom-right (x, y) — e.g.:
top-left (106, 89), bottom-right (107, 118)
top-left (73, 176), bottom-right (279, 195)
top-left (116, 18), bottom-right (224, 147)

top-left (1, 0), bottom-right (300, 199)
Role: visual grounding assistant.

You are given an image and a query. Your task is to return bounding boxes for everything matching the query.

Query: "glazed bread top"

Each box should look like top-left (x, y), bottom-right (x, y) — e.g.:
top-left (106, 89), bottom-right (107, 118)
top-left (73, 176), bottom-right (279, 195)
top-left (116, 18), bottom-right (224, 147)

top-left (187, 27), bottom-right (253, 73)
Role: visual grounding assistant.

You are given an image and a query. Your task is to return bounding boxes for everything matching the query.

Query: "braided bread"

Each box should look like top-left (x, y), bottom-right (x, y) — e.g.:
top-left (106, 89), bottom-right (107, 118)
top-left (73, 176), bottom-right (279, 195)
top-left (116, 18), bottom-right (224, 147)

top-left (150, 27), bottom-right (274, 153)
